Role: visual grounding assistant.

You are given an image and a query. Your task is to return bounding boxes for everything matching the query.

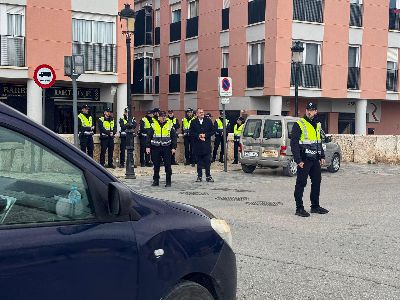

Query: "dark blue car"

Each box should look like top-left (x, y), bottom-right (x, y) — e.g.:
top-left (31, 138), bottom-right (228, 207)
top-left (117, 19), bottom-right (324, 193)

top-left (0, 103), bottom-right (236, 300)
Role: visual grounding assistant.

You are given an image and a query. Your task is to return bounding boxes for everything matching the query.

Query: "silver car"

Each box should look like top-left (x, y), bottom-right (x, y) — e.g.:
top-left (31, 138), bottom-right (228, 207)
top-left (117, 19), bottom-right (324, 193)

top-left (239, 115), bottom-right (341, 176)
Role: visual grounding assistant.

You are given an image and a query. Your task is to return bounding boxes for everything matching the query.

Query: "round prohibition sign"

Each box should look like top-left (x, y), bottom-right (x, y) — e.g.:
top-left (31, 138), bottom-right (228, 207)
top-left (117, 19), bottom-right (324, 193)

top-left (33, 64), bottom-right (56, 89)
top-left (222, 78), bottom-right (231, 92)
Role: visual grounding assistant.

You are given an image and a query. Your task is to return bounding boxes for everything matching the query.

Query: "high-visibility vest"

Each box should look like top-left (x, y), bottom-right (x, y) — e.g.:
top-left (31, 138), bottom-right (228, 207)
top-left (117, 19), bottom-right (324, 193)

top-left (297, 118), bottom-right (322, 160)
top-left (234, 124), bottom-right (244, 141)
top-left (168, 117), bottom-right (177, 126)
top-left (78, 113), bottom-right (92, 128)
top-left (151, 121), bottom-right (173, 147)
top-left (182, 117), bottom-right (194, 134)
top-left (120, 116), bottom-right (128, 136)
top-left (99, 117), bottom-right (115, 131)
top-left (216, 118), bottom-right (229, 130)
top-left (142, 117), bottom-right (151, 129)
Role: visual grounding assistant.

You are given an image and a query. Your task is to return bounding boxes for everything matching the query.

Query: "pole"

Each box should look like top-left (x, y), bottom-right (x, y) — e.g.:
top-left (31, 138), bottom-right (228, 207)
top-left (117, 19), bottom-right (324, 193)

top-left (125, 34), bottom-right (136, 179)
top-left (42, 88), bottom-right (46, 125)
top-left (72, 76), bottom-right (79, 147)
top-left (222, 103), bottom-right (227, 172)
top-left (294, 62), bottom-right (299, 117)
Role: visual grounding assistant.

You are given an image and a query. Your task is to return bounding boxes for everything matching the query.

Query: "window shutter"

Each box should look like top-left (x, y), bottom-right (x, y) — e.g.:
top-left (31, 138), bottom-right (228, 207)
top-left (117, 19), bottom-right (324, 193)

top-left (387, 48), bottom-right (398, 63)
top-left (223, 0), bottom-right (230, 9)
top-left (186, 53), bottom-right (198, 72)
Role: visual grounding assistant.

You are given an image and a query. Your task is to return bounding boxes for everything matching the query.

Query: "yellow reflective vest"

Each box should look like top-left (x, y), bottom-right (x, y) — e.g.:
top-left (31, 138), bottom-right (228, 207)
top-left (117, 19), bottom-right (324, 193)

top-left (234, 124), bottom-right (244, 141)
top-left (297, 118), bottom-right (322, 160)
top-left (151, 121), bottom-right (173, 147)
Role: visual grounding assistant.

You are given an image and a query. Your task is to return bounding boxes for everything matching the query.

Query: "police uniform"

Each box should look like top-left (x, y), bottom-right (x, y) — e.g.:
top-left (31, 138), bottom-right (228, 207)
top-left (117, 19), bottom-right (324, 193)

top-left (98, 109), bottom-right (116, 168)
top-left (119, 109), bottom-right (137, 168)
top-left (146, 112), bottom-right (177, 187)
top-left (233, 118), bottom-right (245, 164)
top-left (182, 109), bottom-right (195, 165)
top-left (77, 105), bottom-right (94, 158)
top-left (290, 102), bottom-right (329, 217)
top-left (167, 110), bottom-right (180, 165)
top-left (139, 111), bottom-right (153, 167)
top-left (212, 111), bottom-right (230, 163)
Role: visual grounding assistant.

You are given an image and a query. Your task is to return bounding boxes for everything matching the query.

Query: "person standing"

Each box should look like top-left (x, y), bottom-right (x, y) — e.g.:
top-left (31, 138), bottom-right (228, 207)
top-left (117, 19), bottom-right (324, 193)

top-left (290, 102), bottom-right (329, 217)
top-left (233, 117), bottom-right (245, 164)
top-left (212, 110), bottom-right (229, 163)
top-left (182, 108), bottom-right (195, 165)
top-left (146, 111), bottom-right (177, 187)
top-left (99, 108), bottom-right (116, 168)
top-left (167, 110), bottom-right (180, 165)
top-left (77, 104), bottom-right (94, 158)
top-left (119, 107), bottom-right (137, 168)
top-left (190, 108), bottom-right (215, 182)
top-left (139, 110), bottom-right (154, 167)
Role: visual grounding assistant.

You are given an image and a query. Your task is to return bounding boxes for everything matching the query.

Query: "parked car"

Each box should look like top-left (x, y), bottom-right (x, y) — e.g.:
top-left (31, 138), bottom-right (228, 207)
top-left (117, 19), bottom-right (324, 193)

top-left (0, 103), bottom-right (236, 300)
top-left (239, 115), bottom-right (341, 176)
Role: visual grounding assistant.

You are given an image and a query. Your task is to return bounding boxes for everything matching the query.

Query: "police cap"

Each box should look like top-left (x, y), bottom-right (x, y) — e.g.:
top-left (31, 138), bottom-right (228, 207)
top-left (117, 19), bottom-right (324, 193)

top-left (306, 102), bottom-right (318, 110)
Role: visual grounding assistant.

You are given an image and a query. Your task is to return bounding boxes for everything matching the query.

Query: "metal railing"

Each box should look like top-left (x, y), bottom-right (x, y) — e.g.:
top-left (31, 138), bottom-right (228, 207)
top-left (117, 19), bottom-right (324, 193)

top-left (389, 9), bottom-right (400, 31)
top-left (0, 35), bottom-right (25, 67)
top-left (291, 63), bottom-right (321, 89)
top-left (350, 3), bottom-right (363, 27)
top-left (293, 0), bottom-right (324, 23)
top-left (72, 42), bottom-right (117, 73)
top-left (347, 67), bottom-right (360, 90)
top-left (387, 69), bottom-right (398, 92)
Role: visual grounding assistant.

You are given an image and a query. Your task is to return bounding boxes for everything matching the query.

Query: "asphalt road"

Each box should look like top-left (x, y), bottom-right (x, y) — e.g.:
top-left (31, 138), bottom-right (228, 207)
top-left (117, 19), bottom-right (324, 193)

top-left (124, 163), bottom-right (400, 300)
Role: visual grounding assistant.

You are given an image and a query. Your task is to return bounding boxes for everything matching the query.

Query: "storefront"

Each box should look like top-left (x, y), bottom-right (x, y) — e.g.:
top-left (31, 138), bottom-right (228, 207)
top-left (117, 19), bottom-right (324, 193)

top-left (0, 83), bottom-right (27, 114)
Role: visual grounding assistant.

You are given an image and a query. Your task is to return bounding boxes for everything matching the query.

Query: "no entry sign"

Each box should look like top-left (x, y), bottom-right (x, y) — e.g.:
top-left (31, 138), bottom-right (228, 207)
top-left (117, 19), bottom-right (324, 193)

top-left (34, 64), bottom-right (56, 89)
top-left (218, 77), bottom-right (232, 97)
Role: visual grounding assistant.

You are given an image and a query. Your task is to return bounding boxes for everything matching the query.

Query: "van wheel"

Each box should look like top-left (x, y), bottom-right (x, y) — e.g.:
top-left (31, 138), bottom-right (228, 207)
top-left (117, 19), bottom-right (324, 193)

top-left (328, 153), bottom-right (340, 173)
top-left (162, 281), bottom-right (214, 300)
top-left (283, 159), bottom-right (297, 177)
top-left (241, 164), bottom-right (256, 174)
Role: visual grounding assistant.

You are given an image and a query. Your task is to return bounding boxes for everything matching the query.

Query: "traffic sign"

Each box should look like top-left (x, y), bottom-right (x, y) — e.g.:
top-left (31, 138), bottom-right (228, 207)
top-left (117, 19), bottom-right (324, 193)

top-left (34, 64), bottom-right (56, 89)
top-left (218, 77), bottom-right (232, 97)
top-left (221, 97), bottom-right (230, 105)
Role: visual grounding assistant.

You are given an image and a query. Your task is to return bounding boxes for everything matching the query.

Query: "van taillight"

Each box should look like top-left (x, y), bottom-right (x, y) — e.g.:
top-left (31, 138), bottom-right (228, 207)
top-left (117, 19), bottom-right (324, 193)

top-left (239, 143), bottom-right (243, 152)
top-left (280, 146), bottom-right (287, 156)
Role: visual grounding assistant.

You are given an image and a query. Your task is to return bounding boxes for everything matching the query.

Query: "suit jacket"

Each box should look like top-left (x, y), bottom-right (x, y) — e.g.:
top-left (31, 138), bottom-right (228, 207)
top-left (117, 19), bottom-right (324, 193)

top-left (189, 117), bottom-right (215, 155)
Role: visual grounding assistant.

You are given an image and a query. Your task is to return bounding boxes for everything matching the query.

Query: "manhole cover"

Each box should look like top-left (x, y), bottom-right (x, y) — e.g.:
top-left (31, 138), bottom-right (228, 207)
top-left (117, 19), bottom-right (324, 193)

top-left (179, 191), bottom-right (209, 196)
top-left (246, 201), bottom-right (283, 206)
top-left (215, 196), bottom-right (249, 202)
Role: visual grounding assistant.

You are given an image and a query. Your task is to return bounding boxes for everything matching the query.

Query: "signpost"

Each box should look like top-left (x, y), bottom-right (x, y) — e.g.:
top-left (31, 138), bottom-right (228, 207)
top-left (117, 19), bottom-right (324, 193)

top-left (33, 64), bottom-right (56, 126)
top-left (218, 77), bottom-right (232, 172)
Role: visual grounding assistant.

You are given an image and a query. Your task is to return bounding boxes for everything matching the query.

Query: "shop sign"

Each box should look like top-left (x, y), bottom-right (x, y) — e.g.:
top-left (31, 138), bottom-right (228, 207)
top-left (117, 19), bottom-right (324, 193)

top-left (48, 87), bottom-right (100, 101)
top-left (0, 84), bottom-right (27, 97)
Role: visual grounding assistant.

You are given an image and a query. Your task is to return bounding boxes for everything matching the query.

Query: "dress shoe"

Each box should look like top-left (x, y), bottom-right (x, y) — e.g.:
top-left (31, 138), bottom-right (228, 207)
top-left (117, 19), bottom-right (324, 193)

top-left (151, 181), bottom-right (159, 186)
top-left (184, 162), bottom-right (190, 166)
top-left (107, 164), bottom-right (116, 169)
top-left (310, 206), bottom-right (329, 214)
top-left (119, 163), bottom-right (125, 168)
top-left (191, 164), bottom-right (196, 167)
top-left (295, 208), bottom-right (310, 217)
top-left (141, 163), bottom-right (145, 167)
top-left (145, 163), bottom-right (153, 167)
top-left (165, 182), bottom-right (171, 187)
top-left (172, 162), bottom-right (179, 165)
top-left (232, 161), bottom-right (238, 164)
top-left (206, 176), bottom-right (214, 183)
top-left (196, 177), bottom-right (202, 182)
top-left (218, 159), bottom-right (224, 163)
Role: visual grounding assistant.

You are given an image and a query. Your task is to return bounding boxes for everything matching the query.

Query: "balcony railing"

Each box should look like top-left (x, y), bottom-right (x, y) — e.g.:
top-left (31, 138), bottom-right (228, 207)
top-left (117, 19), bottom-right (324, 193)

top-left (350, 3), bottom-right (363, 27)
top-left (155, 76), bottom-right (159, 94)
top-left (247, 64), bottom-right (264, 88)
top-left (186, 17), bottom-right (199, 39)
top-left (72, 42), bottom-right (116, 73)
top-left (389, 9), bottom-right (400, 31)
top-left (169, 74), bottom-right (180, 93)
top-left (387, 69), bottom-right (398, 92)
top-left (222, 8), bottom-right (229, 30)
top-left (0, 36), bottom-right (25, 67)
top-left (293, 0), bottom-right (324, 23)
top-left (155, 27), bottom-right (160, 45)
top-left (291, 63), bottom-right (321, 89)
top-left (170, 21), bottom-right (181, 42)
top-left (248, 0), bottom-right (266, 25)
top-left (347, 67), bottom-right (360, 90)
top-left (186, 71), bottom-right (198, 92)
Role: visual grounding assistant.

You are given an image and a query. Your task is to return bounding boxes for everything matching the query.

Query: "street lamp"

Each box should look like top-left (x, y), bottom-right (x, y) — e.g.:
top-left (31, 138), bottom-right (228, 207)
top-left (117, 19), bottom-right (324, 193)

top-left (119, 4), bottom-right (136, 179)
top-left (291, 41), bottom-right (304, 117)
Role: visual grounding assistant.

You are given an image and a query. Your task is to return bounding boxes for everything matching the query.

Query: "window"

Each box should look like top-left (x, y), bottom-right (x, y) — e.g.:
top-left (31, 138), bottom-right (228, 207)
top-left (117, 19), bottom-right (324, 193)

top-left (222, 47), bottom-right (229, 69)
top-left (348, 46), bottom-right (360, 68)
top-left (144, 57), bottom-right (153, 94)
top-left (7, 14), bottom-right (23, 36)
top-left (171, 6), bottom-right (181, 23)
top-left (186, 52), bottom-right (198, 72)
top-left (243, 119), bottom-right (262, 138)
top-left (248, 0), bottom-right (266, 25)
top-left (390, 0), bottom-right (399, 9)
top-left (293, 0), bottom-right (324, 23)
top-left (188, 0), bottom-right (199, 19)
top-left (155, 9), bottom-right (160, 27)
top-left (287, 122), bottom-right (295, 138)
top-left (72, 19), bottom-right (114, 44)
top-left (293, 41), bottom-right (321, 65)
top-left (223, 0), bottom-right (231, 8)
top-left (248, 42), bottom-right (265, 65)
top-left (0, 126), bottom-right (94, 226)
top-left (155, 59), bottom-right (160, 77)
top-left (348, 46), bottom-right (361, 89)
top-left (263, 120), bottom-right (282, 139)
top-left (170, 56), bottom-right (180, 74)
top-left (350, 0), bottom-right (362, 4)
top-left (387, 48), bottom-right (398, 91)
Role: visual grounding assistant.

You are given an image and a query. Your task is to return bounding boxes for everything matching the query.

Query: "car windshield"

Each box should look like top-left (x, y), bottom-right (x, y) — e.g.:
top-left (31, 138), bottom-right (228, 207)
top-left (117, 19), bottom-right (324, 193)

top-left (263, 120), bottom-right (282, 139)
top-left (243, 119), bottom-right (262, 139)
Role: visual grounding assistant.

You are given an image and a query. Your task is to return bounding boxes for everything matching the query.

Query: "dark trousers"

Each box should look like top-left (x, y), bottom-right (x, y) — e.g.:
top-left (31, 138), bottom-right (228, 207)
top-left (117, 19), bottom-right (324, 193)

top-left (151, 146), bottom-right (172, 183)
top-left (171, 145), bottom-right (177, 164)
top-left (184, 136), bottom-right (194, 164)
top-left (100, 137), bottom-right (114, 166)
top-left (79, 135), bottom-right (94, 158)
top-left (140, 137), bottom-right (151, 165)
top-left (233, 141), bottom-right (240, 163)
top-left (120, 137), bottom-right (126, 165)
top-left (197, 153), bottom-right (211, 178)
top-left (213, 135), bottom-right (225, 161)
top-left (294, 159), bottom-right (322, 209)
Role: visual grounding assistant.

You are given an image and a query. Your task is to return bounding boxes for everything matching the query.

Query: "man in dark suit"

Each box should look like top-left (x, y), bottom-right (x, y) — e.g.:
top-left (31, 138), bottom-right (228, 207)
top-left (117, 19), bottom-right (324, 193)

top-left (189, 108), bottom-right (215, 182)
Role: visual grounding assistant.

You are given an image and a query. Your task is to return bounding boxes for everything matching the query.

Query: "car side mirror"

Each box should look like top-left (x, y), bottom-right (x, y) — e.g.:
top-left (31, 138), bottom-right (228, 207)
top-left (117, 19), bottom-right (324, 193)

top-left (325, 135), bottom-right (332, 143)
top-left (108, 182), bottom-right (139, 219)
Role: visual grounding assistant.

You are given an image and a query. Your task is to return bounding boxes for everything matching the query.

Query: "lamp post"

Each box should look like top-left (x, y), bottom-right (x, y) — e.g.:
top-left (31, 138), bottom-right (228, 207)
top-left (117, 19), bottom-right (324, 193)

top-left (64, 55), bottom-right (85, 147)
top-left (119, 3), bottom-right (136, 179)
top-left (291, 41), bottom-right (304, 117)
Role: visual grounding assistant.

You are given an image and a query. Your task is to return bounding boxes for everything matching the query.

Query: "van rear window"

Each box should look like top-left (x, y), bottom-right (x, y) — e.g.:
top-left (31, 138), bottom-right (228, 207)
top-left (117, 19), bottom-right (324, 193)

top-left (287, 122), bottom-right (295, 138)
top-left (243, 120), bottom-right (262, 138)
top-left (263, 120), bottom-right (282, 139)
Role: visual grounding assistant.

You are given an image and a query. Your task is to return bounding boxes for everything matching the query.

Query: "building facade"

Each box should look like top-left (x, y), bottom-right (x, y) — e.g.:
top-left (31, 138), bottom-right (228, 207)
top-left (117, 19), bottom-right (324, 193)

top-left (132, 0), bottom-right (400, 135)
top-left (0, 0), bottom-right (131, 133)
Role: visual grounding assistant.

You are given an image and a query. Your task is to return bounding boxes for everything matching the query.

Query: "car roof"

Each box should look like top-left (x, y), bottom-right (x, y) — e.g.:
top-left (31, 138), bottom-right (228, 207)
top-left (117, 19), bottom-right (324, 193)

top-left (246, 115), bottom-right (300, 121)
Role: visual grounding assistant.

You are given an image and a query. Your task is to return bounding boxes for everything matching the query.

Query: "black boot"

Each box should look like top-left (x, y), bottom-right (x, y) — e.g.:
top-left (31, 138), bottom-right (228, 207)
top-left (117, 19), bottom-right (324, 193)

top-left (295, 207), bottom-right (310, 217)
top-left (151, 181), bottom-right (159, 186)
top-left (310, 206), bottom-right (329, 214)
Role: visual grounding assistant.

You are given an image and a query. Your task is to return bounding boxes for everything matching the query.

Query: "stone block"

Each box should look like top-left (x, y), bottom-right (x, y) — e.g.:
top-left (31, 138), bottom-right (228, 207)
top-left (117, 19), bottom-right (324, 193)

top-left (353, 135), bottom-right (377, 164)
top-left (331, 134), bottom-right (354, 162)
top-left (375, 136), bottom-right (398, 164)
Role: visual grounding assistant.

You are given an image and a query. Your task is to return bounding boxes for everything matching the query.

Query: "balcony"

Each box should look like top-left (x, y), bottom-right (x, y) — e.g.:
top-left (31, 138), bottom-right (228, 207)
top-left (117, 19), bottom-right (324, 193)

top-left (72, 42), bottom-right (116, 73)
top-left (247, 64), bottom-right (264, 88)
top-left (389, 9), bottom-right (400, 31)
top-left (0, 36), bottom-right (25, 67)
top-left (387, 69), bottom-right (398, 92)
top-left (248, 0), bottom-right (266, 25)
top-left (222, 8), bottom-right (229, 30)
top-left (155, 27), bottom-right (160, 45)
top-left (186, 17), bottom-right (199, 39)
top-left (169, 74), bottom-right (180, 93)
top-left (350, 3), bottom-right (363, 27)
top-left (293, 0), bottom-right (324, 23)
top-left (291, 63), bottom-right (321, 89)
top-left (170, 21), bottom-right (181, 42)
top-left (347, 67), bottom-right (360, 90)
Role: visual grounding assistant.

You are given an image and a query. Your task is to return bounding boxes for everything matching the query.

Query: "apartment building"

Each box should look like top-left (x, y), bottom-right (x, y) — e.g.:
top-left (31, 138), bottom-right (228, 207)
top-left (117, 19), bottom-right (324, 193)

top-left (0, 0), bottom-right (130, 133)
top-left (132, 0), bottom-right (400, 135)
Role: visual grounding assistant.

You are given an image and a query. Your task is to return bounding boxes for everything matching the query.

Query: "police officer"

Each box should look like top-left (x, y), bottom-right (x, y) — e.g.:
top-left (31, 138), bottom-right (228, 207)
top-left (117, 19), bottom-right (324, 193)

top-left (99, 108), bottom-right (116, 168)
top-left (290, 102), bottom-right (329, 217)
top-left (212, 110), bottom-right (229, 163)
top-left (146, 111), bottom-right (177, 187)
top-left (77, 104), bottom-right (94, 158)
top-left (119, 107), bottom-right (137, 168)
top-left (167, 109), bottom-right (180, 165)
top-left (139, 110), bottom-right (154, 167)
top-left (152, 108), bottom-right (160, 123)
top-left (182, 108), bottom-right (195, 166)
top-left (233, 117), bottom-right (245, 164)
